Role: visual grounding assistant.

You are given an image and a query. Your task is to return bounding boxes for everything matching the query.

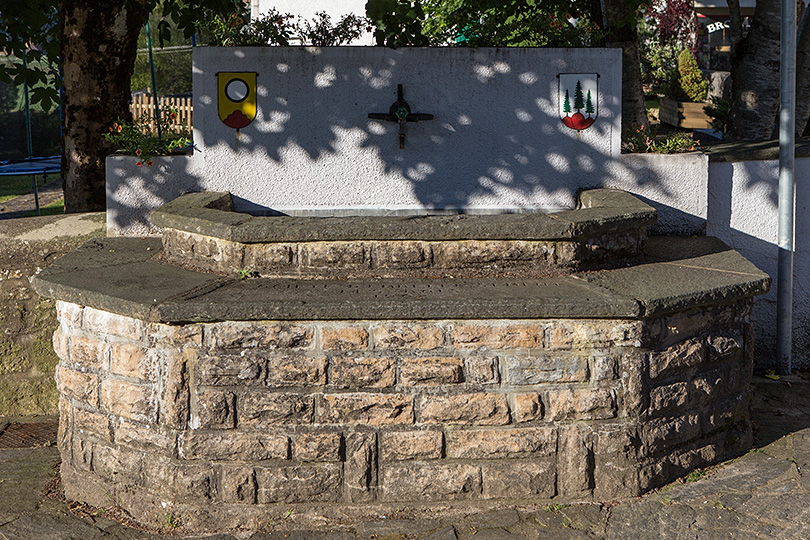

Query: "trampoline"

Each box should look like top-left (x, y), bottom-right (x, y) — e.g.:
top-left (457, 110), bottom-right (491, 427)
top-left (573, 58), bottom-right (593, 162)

top-left (0, 155), bottom-right (61, 176)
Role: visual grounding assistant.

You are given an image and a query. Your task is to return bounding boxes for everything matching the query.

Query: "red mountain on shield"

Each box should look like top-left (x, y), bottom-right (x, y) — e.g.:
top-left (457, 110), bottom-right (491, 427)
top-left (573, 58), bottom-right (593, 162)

top-left (224, 110), bottom-right (251, 129)
top-left (562, 112), bottom-right (594, 131)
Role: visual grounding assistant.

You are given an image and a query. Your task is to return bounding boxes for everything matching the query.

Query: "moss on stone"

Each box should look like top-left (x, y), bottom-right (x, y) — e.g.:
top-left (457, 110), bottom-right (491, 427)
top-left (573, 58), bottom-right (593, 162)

top-left (0, 212), bottom-right (105, 417)
top-left (0, 376), bottom-right (59, 416)
top-left (0, 340), bottom-right (30, 375)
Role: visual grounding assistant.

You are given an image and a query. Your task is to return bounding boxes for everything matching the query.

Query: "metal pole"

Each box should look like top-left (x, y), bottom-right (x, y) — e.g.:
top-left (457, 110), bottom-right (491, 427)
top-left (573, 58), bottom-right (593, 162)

top-left (145, 21), bottom-right (162, 140)
top-left (22, 53), bottom-right (40, 216)
top-left (777, 0), bottom-right (797, 375)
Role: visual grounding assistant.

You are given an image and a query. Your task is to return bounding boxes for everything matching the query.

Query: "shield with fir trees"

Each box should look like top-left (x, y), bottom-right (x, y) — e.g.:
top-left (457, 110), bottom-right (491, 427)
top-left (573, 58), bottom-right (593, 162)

top-left (558, 74), bottom-right (598, 131)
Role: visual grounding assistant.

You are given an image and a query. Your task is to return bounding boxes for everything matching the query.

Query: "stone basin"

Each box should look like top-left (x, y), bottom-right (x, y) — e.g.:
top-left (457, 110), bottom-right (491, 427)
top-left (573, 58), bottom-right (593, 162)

top-left (32, 189), bottom-right (771, 533)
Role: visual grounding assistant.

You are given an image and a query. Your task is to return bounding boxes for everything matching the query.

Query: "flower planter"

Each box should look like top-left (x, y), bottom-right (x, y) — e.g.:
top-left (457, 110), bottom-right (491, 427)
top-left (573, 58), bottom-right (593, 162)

top-left (659, 98), bottom-right (712, 129)
top-left (105, 153), bottom-right (197, 237)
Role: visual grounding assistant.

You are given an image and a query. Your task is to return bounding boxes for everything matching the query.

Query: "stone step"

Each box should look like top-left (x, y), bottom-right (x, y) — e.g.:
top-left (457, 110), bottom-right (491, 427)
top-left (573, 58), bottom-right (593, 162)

top-left (150, 189), bottom-right (657, 278)
top-left (32, 235), bottom-right (769, 324)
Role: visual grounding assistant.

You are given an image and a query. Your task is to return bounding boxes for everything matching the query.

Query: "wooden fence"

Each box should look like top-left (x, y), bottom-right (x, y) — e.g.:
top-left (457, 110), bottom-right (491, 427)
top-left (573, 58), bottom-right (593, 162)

top-left (130, 94), bottom-right (193, 131)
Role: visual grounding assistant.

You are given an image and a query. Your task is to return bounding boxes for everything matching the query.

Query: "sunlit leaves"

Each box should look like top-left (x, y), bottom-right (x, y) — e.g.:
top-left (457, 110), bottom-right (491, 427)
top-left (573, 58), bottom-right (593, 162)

top-left (0, 1), bottom-right (61, 110)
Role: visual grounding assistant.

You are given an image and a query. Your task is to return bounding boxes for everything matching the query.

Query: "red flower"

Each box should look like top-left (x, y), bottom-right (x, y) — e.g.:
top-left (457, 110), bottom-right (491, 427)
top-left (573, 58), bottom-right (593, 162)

top-left (136, 161), bottom-right (143, 167)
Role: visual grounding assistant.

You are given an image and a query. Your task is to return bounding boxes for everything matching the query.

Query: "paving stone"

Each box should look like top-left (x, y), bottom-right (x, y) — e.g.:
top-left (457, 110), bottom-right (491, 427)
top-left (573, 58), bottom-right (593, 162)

top-left (774, 509), bottom-right (810, 540)
top-left (556, 504), bottom-right (608, 537)
top-left (0, 446), bottom-right (60, 522)
top-left (421, 526), bottom-right (458, 540)
top-left (691, 506), bottom-right (783, 540)
top-left (712, 492), bottom-right (753, 510)
top-left (525, 508), bottom-right (574, 530)
top-left (249, 533), bottom-right (355, 540)
top-left (358, 518), bottom-right (450, 537)
top-left (605, 500), bottom-right (699, 540)
top-left (473, 509), bottom-right (521, 529)
top-left (665, 450), bottom-right (795, 503)
top-left (737, 492), bottom-right (810, 525)
top-left (0, 501), bottom-right (109, 540)
top-left (535, 529), bottom-right (595, 540)
top-left (456, 528), bottom-right (525, 540)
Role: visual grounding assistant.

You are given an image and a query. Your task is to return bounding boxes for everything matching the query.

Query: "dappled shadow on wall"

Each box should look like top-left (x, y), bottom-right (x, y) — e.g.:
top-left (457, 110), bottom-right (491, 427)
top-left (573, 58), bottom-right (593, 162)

top-left (192, 46), bottom-right (623, 215)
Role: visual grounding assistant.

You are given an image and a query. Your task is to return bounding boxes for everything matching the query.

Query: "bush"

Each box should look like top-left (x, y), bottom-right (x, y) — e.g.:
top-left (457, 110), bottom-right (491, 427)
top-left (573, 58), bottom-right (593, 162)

top-left (366, 0), bottom-right (430, 47)
top-left (703, 96), bottom-right (730, 133)
top-left (103, 107), bottom-right (191, 167)
top-left (675, 49), bottom-right (708, 102)
top-left (199, 9), bottom-right (370, 47)
top-left (623, 123), bottom-right (699, 154)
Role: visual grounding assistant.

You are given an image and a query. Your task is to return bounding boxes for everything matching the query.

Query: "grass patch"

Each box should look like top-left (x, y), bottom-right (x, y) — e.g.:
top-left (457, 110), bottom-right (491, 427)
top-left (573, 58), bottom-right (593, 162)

top-left (686, 469), bottom-right (706, 483)
top-left (21, 198), bottom-right (64, 217)
top-left (0, 174), bottom-right (51, 203)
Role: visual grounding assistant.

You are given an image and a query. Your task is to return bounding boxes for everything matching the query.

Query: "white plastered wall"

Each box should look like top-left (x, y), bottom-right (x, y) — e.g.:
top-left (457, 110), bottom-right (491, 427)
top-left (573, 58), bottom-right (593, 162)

top-left (192, 46), bottom-right (622, 215)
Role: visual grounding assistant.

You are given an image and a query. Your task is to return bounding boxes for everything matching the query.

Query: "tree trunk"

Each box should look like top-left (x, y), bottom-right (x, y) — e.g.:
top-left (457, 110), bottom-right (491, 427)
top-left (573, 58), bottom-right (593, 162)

top-left (725, 0), bottom-right (781, 141)
top-left (60, 1), bottom-right (151, 213)
top-left (726, 0), bottom-right (743, 51)
top-left (796, 8), bottom-right (810, 136)
top-left (601, 0), bottom-right (648, 131)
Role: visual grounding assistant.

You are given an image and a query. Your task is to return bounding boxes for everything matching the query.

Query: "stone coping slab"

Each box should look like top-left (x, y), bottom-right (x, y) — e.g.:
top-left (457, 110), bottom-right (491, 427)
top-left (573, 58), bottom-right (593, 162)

top-left (703, 137), bottom-right (810, 163)
top-left (150, 189), bottom-right (658, 243)
top-left (32, 236), bottom-right (770, 323)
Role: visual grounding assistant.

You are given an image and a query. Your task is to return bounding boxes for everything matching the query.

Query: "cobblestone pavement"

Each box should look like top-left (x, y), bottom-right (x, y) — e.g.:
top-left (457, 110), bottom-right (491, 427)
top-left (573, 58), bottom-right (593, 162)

top-left (1, 375), bottom-right (809, 540)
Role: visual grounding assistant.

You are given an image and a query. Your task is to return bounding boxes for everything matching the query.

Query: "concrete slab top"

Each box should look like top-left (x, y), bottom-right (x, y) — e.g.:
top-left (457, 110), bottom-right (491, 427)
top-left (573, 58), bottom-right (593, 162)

top-left (150, 189), bottom-right (657, 243)
top-left (579, 236), bottom-right (772, 317)
top-left (32, 235), bottom-right (770, 323)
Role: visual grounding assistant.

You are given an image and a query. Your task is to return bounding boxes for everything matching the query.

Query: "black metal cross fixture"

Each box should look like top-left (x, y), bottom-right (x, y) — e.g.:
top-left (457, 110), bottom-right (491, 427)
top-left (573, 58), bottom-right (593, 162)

top-left (368, 84), bottom-right (434, 149)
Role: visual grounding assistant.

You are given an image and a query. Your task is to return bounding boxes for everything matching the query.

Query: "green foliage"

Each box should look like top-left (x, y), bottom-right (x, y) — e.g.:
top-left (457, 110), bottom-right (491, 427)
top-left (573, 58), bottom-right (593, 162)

top-left (686, 469), bottom-right (706, 483)
top-left (160, 0), bottom-right (244, 44)
top-left (131, 12), bottom-right (193, 95)
top-left (675, 49), bottom-right (708, 102)
top-left (0, 0), bottom-right (244, 110)
top-left (298, 12), bottom-right (371, 46)
top-left (417, 0), bottom-right (604, 47)
top-left (0, 1), bottom-right (61, 111)
top-left (200, 8), bottom-right (296, 46)
top-left (156, 511), bottom-right (180, 529)
top-left (640, 36), bottom-right (680, 95)
top-left (703, 96), bottom-right (730, 133)
top-left (103, 107), bottom-right (191, 167)
top-left (623, 123), bottom-right (699, 154)
top-left (131, 50), bottom-right (192, 95)
top-left (365, 0), bottom-right (431, 47)
top-left (199, 8), bottom-right (370, 47)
